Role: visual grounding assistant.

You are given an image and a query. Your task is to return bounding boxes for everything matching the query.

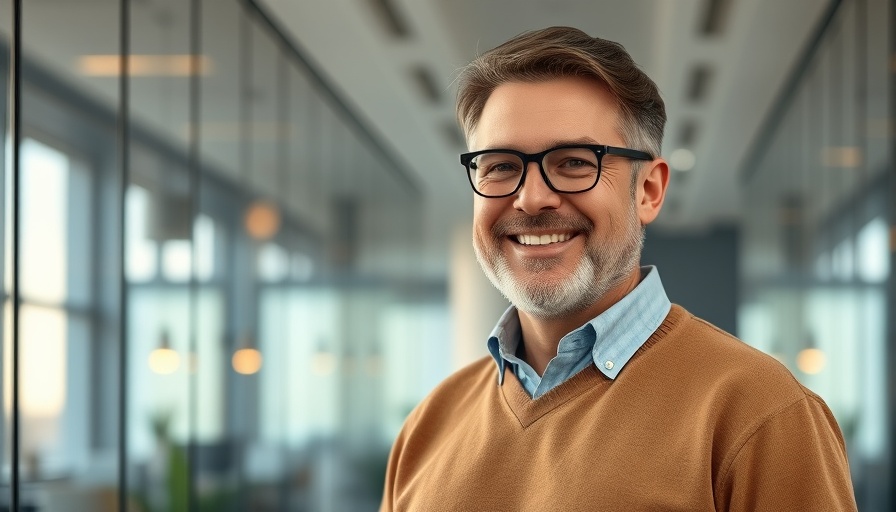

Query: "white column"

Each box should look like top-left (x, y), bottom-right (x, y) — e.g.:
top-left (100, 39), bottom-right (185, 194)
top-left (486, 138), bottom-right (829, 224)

top-left (449, 223), bottom-right (509, 371)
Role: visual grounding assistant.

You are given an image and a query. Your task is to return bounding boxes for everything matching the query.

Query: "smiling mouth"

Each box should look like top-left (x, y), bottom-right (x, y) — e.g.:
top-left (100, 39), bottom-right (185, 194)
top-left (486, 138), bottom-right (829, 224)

top-left (513, 233), bottom-right (575, 246)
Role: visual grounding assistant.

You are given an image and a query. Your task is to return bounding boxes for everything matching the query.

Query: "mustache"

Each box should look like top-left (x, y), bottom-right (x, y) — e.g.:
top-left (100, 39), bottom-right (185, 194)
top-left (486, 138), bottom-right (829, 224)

top-left (492, 211), bottom-right (593, 238)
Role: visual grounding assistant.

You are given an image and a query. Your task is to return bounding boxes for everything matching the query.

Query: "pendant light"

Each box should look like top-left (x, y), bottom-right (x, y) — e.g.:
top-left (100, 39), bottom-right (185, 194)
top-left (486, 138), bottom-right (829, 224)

top-left (149, 328), bottom-right (180, 375)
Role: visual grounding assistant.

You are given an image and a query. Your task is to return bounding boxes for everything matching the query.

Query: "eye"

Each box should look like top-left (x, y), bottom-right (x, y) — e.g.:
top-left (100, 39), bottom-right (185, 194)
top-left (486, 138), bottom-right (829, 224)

top-left (544, 148), bottom-right (599, 175)
top-left (559, 158), bottom-right (592, 169)
top-left (471, 153), bottom-right (523, 178)
top-left (487, 162), bottom-right (519, 173)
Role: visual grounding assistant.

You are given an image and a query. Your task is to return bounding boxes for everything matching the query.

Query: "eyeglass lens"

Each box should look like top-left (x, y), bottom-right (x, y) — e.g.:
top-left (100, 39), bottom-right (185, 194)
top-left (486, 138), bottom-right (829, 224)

top-left (468, 147), bottom-right (602, 196)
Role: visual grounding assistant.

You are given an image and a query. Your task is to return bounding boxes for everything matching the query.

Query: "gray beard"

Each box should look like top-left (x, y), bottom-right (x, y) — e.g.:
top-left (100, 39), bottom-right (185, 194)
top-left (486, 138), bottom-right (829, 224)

top-left (474, 206), bottom-right (644, 319)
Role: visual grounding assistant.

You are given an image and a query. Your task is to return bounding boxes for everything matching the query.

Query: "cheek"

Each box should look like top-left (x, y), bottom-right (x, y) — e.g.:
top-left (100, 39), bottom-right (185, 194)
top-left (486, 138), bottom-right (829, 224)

top-left (472, 198), bottom-right (503, 234)
top-left (576, 194), bottom-right (631, 234)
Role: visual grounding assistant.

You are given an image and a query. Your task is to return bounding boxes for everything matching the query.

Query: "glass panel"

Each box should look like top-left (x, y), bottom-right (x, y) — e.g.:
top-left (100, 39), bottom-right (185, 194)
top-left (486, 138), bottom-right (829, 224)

top-left (856, 217), bottom-right (889, 282)
top-left (200, 0), bottom-right (241, 183)
top-left (248, 20), bottom-right (282, 201)
top-left (740, 1), bottom-right (892, 507)
top-left (127, 288), bottom-right (224, 510)
top-left (125, 185), bottom-right (158, 282)
top-left (1, 1), bottom-right (443, 510)
top-left (19, 305), bottom-right (67, 476)
top-left (258, 243), bottom-right (289, 282)
top-left (17, 1), bottom-right (123, 508)
top-left (20, 139), bottom-right (68, 304)
top-left (380, 302), bottom-right (451, 438)
top-left (194, 214), bottom-right (216, 282)
top-left (865, 0), bottom-right (890, 176)
top-left (287, 68), bottom-right (314, 228)
top-left (128, 2), bottom-right (193, 511)
top-left (129, 0), bottom-right (192, 151)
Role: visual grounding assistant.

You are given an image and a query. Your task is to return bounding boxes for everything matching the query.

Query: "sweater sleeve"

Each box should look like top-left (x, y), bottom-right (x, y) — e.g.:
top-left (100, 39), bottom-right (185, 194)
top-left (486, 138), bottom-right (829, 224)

top-left (380, 404), bottom-right (422, 512)
top-left (715, 394), bottom-right (857, 511)
top-left (380, 424), bottom-right (406, 512)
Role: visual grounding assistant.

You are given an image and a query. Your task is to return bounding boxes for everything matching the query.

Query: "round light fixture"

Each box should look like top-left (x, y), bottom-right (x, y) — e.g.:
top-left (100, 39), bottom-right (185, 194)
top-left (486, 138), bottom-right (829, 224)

top-left (796, 348), bottom-right (826, 375)
top-left (244, 201), bottom-right (281, 241)
top-left (312, 352), bottom-right (336, 376)
top-left (669, 148), bottom-right (696, 172)
top-left (232, 347), bottom-right (263, 375)
top-left (149, 348), bottom-right (180, 375)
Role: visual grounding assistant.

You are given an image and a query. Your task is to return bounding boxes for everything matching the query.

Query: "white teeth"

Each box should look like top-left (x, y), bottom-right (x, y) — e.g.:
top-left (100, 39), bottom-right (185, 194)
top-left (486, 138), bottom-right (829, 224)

top-left (515, 233), bottom-right (572, 246)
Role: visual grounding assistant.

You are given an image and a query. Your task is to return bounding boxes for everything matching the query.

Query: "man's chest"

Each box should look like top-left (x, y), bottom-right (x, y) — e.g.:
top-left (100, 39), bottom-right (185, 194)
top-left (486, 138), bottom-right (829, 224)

top-left (393, 403), bottom-right (719, 512)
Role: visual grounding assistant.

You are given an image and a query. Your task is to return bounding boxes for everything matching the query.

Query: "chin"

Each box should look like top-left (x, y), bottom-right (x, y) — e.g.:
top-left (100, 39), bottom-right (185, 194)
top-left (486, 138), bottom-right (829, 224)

top-left (492, 256), bottom-right (603, 319)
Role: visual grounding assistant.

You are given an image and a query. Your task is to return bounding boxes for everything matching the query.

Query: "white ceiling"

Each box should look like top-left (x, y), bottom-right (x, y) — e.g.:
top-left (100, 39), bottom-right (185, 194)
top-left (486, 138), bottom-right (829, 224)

top-left (260, 0), bottom-right (830, 273)
top-left (10, 0), bottom-right (832, 280)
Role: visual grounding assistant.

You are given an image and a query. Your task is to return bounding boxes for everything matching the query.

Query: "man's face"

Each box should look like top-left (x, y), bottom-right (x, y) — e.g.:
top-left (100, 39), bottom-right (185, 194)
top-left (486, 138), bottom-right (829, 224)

top-left (469, 77), bottom-right (645, 319)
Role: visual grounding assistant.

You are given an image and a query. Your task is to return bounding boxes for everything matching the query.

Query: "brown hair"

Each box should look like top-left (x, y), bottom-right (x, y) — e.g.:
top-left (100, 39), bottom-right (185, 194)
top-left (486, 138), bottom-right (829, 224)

top-left (456, 27), bottom-right (666, 160)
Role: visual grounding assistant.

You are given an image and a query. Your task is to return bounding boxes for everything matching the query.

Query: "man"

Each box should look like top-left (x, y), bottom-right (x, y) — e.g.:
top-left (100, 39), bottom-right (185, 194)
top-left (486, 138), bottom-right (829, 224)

top-left (381, 27), bottom-right (856, 511)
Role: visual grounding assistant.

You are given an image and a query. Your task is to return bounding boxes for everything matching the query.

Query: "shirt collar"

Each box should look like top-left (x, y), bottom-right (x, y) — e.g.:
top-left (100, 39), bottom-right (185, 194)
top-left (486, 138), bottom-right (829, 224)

top-left (585, 265), bottom-right (671, 379)
top-left (487, 266), bottom-right (671, 383)
top-left (486, 306), bottom-right (521, 385)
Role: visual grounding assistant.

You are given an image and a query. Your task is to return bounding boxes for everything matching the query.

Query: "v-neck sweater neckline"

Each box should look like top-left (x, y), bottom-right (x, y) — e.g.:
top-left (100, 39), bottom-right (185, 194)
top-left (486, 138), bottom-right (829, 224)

top-left (500, 304), bottom-right (687, 428)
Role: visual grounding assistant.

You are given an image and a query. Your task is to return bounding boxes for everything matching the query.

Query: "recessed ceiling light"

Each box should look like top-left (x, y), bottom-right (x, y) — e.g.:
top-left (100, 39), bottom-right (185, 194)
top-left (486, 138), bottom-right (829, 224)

top-left (78, 55), bottom-right (214, 76)
top-left (669, 148), bottom-right (696, 172)
top-left (820, 146), bottom-right (862, 168)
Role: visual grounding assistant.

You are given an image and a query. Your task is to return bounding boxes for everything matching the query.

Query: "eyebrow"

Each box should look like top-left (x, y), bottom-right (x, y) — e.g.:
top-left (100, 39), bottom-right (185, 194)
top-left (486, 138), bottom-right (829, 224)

top-left (544, 137), bottom-right (600, 147)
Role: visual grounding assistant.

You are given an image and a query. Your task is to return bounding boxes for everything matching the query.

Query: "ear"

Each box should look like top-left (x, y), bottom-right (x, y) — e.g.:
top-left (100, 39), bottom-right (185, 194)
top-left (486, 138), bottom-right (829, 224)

top-left (636, 158), bottom-right (670, 226)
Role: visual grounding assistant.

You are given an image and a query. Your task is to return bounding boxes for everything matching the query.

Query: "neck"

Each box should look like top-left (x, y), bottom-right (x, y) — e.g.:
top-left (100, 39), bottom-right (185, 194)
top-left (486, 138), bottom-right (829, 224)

top-left (517, 267), bottom-right (642, 376)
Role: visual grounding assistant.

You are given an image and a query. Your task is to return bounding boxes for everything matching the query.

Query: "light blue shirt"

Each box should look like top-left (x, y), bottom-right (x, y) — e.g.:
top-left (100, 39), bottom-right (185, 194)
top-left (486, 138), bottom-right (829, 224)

top-left (487, 266), bottom-right (671, 399)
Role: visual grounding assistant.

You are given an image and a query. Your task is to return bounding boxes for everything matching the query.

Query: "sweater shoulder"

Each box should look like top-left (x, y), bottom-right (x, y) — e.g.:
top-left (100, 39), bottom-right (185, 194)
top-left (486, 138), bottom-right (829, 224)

top-left (637, 306), bottom-right (817, 432)
top-left (671, 306), bottom-right (808, 395)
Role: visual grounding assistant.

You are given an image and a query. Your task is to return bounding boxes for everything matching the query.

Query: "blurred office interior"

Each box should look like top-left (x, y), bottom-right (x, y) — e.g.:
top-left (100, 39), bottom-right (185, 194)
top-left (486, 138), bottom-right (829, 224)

top-left (0, 0), bottom-right (893, 510)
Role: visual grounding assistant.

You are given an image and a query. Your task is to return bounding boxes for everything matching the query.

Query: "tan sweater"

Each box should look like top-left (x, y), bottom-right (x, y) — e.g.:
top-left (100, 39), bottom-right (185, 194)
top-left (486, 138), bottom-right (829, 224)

top-left (381, 305), bottom-right (856, 511)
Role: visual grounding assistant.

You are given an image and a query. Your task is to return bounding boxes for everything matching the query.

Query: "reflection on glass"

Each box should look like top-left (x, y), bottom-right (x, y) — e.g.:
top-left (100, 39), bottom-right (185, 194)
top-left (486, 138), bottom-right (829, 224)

top-left (740, 0), bottom-right (892, 507)
top-left (128, 290), bottom-right (224, 479)
top-left (20, 305), bottom-right (66, 475)
top-left (161, 240), bottom-right (192, 282)
top-left (258, 243), bottom-right (288, 282)
top-left (814, 251), bottom-right (831, 281)
top-left (832, 237), bottom-right (854, 281)
top-left (4, 0), bottom-right (437, 509)
top-left (194, 214), bottom-right (216, 281)
top-left (291, 252), bottom-right (314, 281)
top-left (21, 139), bottom-right (68, 303)
top-left (126, 185), bottom-right (159, 282)
top-left (857, 216), bottom-right (889, 282)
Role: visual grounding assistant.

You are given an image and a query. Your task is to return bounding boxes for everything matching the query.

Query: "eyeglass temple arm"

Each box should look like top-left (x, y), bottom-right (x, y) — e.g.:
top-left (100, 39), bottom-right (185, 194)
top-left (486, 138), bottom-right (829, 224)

top-left (606, 146), bottom-right (653, 161)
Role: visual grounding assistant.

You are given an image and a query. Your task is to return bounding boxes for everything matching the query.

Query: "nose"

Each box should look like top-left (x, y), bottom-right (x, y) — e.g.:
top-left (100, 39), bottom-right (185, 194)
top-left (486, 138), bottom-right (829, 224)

top-left (513, 162), bottom-right (562, 215)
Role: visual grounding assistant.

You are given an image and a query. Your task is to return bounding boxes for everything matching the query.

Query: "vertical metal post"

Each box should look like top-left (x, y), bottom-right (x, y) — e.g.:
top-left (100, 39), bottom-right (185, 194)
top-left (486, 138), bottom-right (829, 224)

top-left (276, 51), bottom-right (290, 512)
top-left (236, 8), bottom-right (251, 511)
top-left (118, 0), bottom-right (130, 510)
top-left (10, 0), bottom-right (21, 508)
top-left (187, 0), bottom-right (202, 510)
top-left (884, 0), bottom-right (896, 504)
top-left (0, 32), bottom-right (9, 512)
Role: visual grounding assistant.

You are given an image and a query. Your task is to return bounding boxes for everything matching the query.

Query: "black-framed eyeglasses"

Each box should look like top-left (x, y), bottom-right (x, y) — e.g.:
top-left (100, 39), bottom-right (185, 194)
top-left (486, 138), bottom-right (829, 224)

top-left (459, 144), bottom-right (653, 198)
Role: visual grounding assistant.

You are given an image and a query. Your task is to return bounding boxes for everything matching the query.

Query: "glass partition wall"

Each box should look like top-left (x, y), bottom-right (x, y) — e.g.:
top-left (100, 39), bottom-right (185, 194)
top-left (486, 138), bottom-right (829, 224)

top-left (739, 0), bottom-right (894, 509)
top-left (0, 1), bottom-right (442, 511)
